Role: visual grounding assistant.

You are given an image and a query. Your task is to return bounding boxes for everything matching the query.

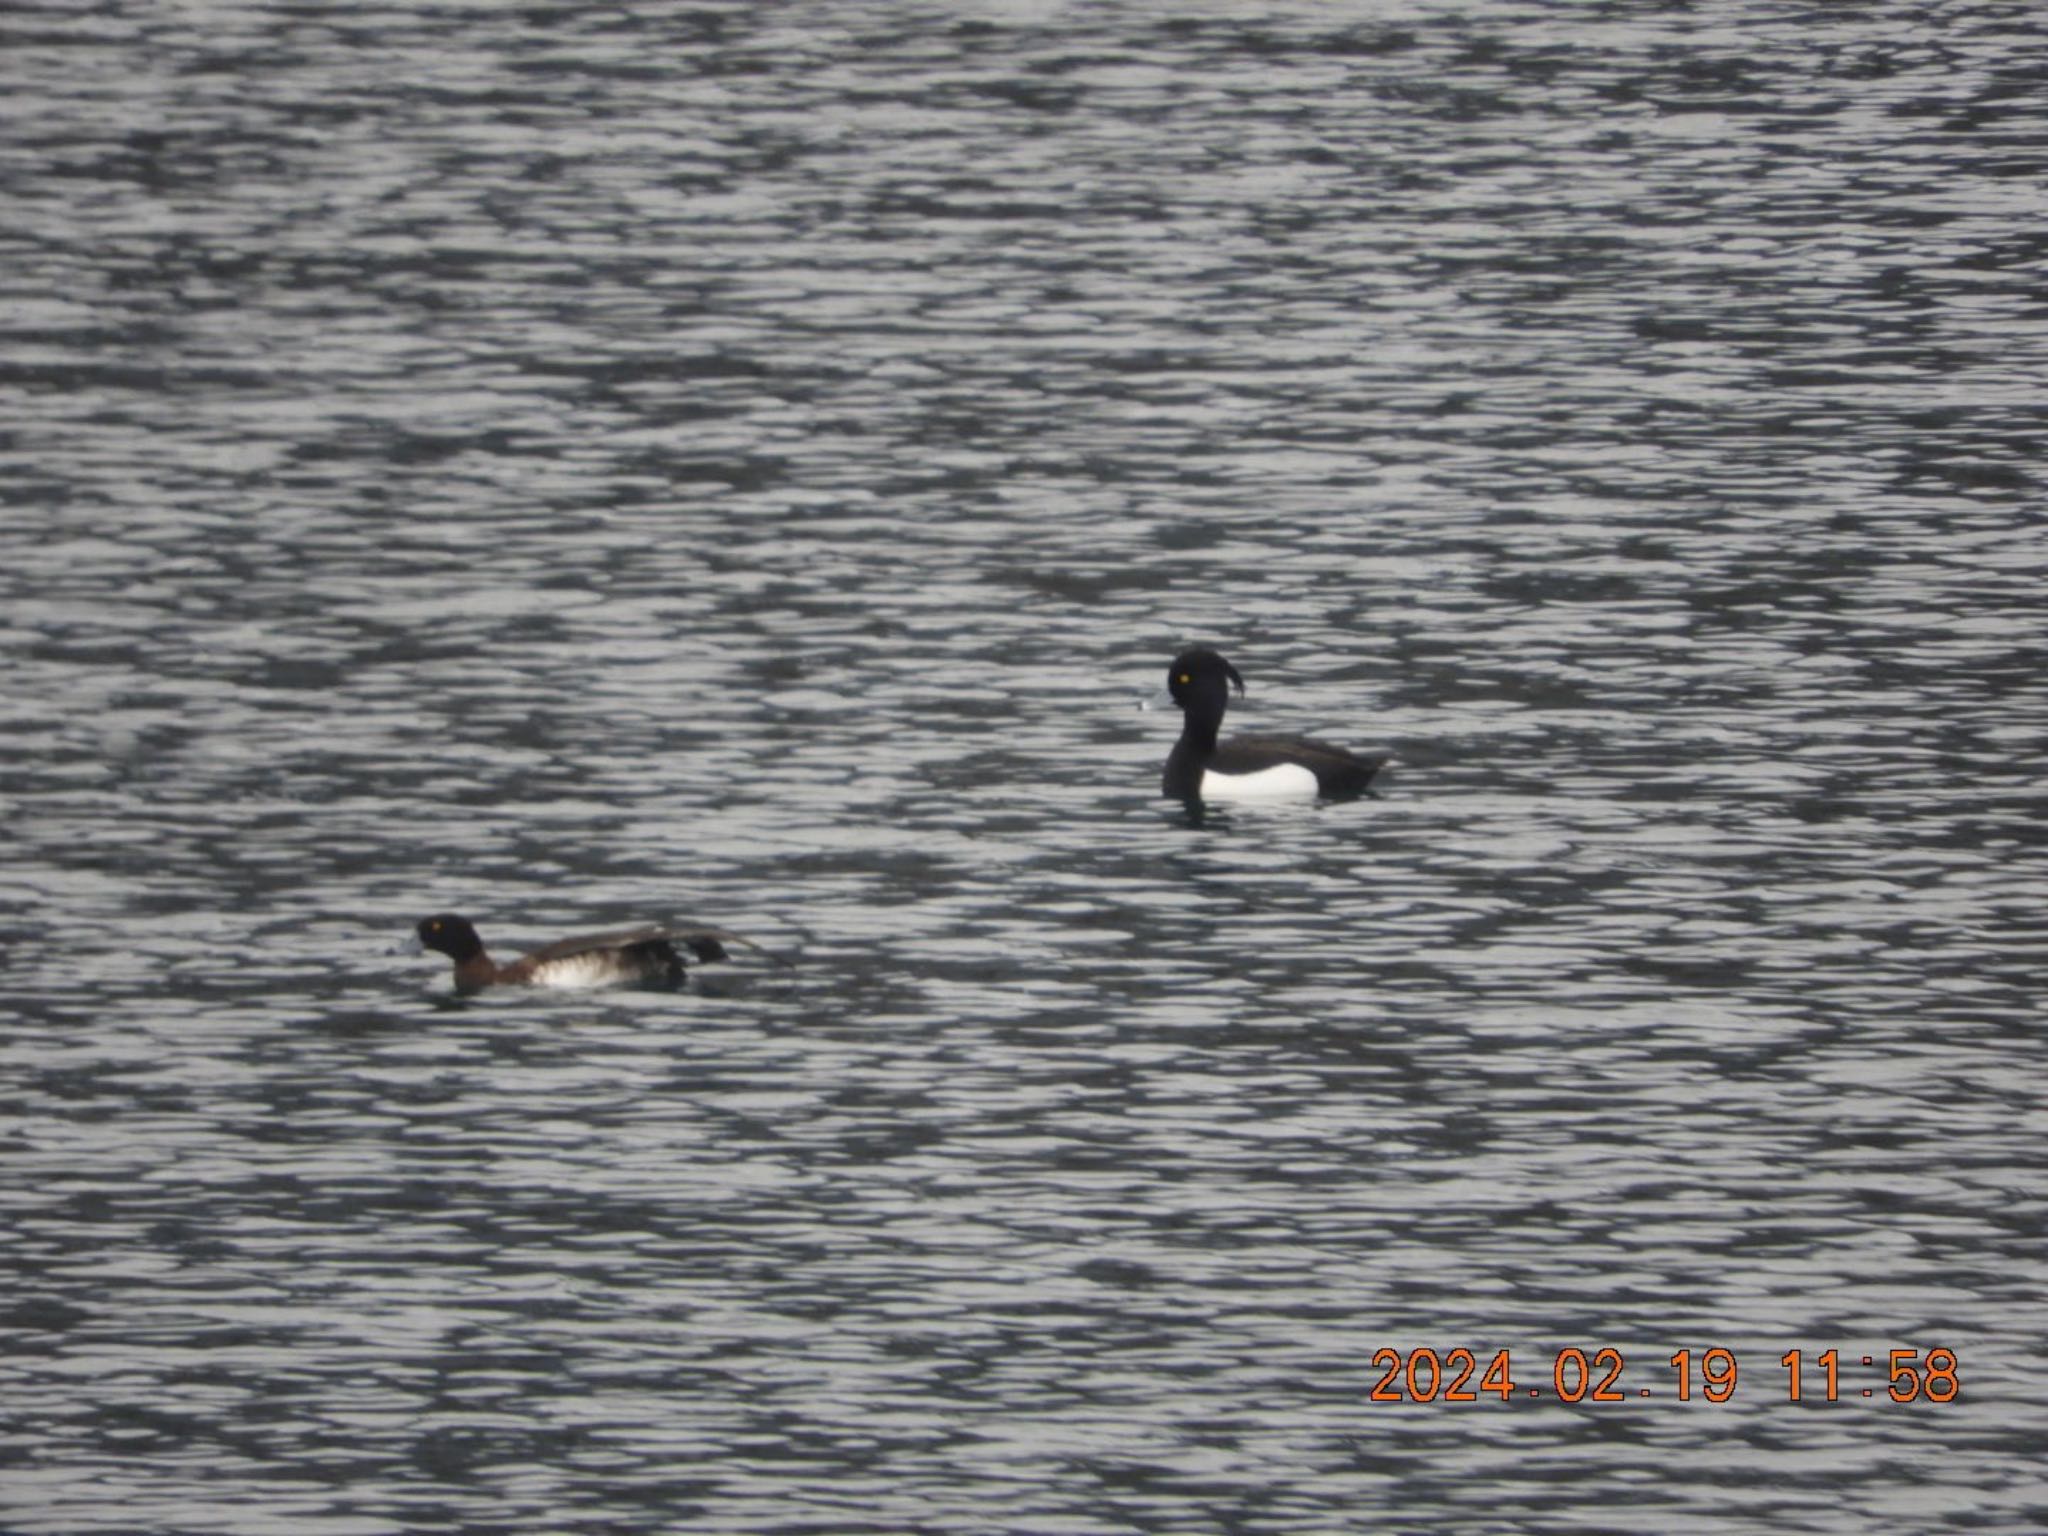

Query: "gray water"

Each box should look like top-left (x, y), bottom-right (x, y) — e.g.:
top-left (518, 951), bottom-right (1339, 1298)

top-left (3, 2), bottom-right (2045, 1531)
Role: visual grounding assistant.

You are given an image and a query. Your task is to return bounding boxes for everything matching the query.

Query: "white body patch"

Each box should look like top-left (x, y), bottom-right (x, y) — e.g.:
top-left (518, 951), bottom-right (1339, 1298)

top-left (1199, 762), bottom-right (1320, 801)
top-left (531, 954), bottom-right (628, 990)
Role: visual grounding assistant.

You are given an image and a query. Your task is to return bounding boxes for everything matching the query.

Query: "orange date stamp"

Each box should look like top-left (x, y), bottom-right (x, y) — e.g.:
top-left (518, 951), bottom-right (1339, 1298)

top-left (1370, 1347), bottom-right (1960, 1403)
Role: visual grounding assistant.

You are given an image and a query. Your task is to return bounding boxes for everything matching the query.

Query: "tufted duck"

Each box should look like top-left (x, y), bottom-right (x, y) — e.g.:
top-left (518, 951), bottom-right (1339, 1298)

top-left (1162, 647), bottom-right (1385, 802)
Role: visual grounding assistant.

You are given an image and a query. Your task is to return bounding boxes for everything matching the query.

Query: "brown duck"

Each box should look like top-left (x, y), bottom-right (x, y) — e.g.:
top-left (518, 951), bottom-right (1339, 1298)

top-left (413, 913), bottom-right (784, 995)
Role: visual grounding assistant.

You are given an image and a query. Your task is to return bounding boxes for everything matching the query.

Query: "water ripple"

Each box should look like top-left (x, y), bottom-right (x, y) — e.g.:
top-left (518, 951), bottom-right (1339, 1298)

top-left (5, 3), bottom-right (2046, 1533)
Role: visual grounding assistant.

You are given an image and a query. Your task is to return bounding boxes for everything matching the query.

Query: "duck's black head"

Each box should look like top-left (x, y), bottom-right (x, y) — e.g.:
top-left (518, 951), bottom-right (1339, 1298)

top-left (1167, 647), bottom-right (1245, 713)
top-left (416, 913), bottom-right (484, 962)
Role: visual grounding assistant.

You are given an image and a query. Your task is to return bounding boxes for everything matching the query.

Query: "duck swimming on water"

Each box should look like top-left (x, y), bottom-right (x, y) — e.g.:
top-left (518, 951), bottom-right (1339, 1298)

top-left (412, 913), bottom-right (784, 995)
top-left (1161, 647), bottom-right (1385, 803)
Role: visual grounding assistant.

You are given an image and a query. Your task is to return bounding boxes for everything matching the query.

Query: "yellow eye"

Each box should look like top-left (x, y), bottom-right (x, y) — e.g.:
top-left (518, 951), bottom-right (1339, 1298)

top-left (1177, 673), bottom-right (1190, 684)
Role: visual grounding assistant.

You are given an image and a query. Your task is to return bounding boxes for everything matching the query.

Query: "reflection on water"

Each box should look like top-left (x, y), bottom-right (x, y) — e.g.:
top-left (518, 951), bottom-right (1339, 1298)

top-left (4, 2), bottom-right (2045, 1532)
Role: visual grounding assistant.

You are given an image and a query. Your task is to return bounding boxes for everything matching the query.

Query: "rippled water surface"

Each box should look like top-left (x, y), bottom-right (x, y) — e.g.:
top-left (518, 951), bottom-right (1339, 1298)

top-left (4, 2), bottom-right (2046, 1531)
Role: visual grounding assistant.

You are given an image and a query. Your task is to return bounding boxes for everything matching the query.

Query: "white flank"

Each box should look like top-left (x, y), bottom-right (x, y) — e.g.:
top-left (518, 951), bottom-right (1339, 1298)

top-left (531, 954), bottom-right (630, 990)
top-left (1199, 762), bottom-right (1320, 801)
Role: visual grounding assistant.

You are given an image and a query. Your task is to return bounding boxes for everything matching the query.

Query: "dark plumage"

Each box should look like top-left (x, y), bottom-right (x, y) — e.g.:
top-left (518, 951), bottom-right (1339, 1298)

top-left (1162, 647), bottom-right (1385, 802)
top-left (412, 913), bottom-right (781, 995)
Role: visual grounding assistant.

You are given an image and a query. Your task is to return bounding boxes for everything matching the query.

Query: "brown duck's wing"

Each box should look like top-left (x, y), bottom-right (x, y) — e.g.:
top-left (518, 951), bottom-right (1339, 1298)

top-left (519, 926), bottom-right (793, 968)
top-left (660, 927), bottom-right (796, 967)
top-left (516, 927), bottom-right (677, 965)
